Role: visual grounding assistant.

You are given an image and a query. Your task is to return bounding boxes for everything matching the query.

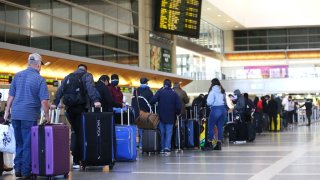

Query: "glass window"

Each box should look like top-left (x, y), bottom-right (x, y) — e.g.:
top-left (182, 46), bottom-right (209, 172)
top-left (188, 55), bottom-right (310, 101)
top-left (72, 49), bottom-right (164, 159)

top-left (118, 8), bottom-right (133, 25)
top-left (72, 7), bottom-right (88, 25)
top-left (268, 45), bottom-right (287, 50)
top-left (0, 23), bottom-right (4, 42)
top-left (268, 29), bottom-right (287, 36)
top-left (288, 36), bottom-right (308, 43)
top-left (248, 30), bottom-right (267, 37)
top-left (53, 18), bottom-right (70, 36)
top-left (53, 37), bottom-right (70, 54)
top-left (30, 31), bottom-right (51, 50)
top-left (288, 28), bottom-right (308, 35)
top-left (309, 35), bottom-right (320, 42)
top-left (289, 44), bottom-right (308, 49)
top-left (234, 31), bottom-right (247, 37)
top-left (19, 9), bottom-right (30, 28)
top-left (104, 17), bottom-right (117, 34)
top-left (72, 23), bottom-right (88, 41)
top-left (88, 0), bottom-right (105, 14)
top-left (118, 22), bottom-right (134, 37)
top-left (6, 5), bottom-right (19, 25)
top-left (89, 13), bottom-right (103, 30)
top-left (309, 27), bottom-right (320, 35)
top-left (268, 36), bottom-right (287, 44)
top-left (248, 45), bottom-right (267, 50)
top-left (104, 49), bottom-right (117, 62)
top-left (0, 3), bottom-right (4, 21)
top-left (129, 40), bottom-right (138, 53)
top-left (53, 1), bottom-right (70, 19)
top-left (88, 28), bottom-right (103, 44)
top-left (309, 43), bottom-right (320, 49)
top-left (5, 26), bottom-right (19, 44)
top-left (9, 0), bottom-right (30, 7)
top-left (103, 3), bottom-right (117, 19)
top-left (30, 0), bottom-right (51, 14)
top-left (88, 45), bottom-right (103, 60)
top-left (71, 41), bottom-right (87, 57)
top-left (249, 37), bottom-right (267, 44)
top-left (132, 12), bottom-right (138, 26)
top-left (117, 37), bottom-right (129, 51)
top-left (234, 38), bottom-right (247, 45)
top-left (20, 28), bottom-right (30, 46)
top-left (104, 34), bottom-right (117, 48)
top-left (31, 12), bottom-right (51, 33)
top-left (131, 0), bottom-right (138, 12)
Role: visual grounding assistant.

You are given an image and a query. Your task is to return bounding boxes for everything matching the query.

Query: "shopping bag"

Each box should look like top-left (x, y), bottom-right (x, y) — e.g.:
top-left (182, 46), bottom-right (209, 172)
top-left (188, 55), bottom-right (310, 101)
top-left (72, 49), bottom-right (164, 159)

top-left (0, 123), bottom-right (16, 154)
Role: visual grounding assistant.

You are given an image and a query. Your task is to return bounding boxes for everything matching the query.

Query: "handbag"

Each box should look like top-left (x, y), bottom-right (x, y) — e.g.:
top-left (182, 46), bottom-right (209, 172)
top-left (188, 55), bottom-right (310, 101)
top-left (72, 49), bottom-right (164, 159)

top-left (0, 122), bottom-right (16, 154)
top-left (135, 90), bottom-right (159, 129)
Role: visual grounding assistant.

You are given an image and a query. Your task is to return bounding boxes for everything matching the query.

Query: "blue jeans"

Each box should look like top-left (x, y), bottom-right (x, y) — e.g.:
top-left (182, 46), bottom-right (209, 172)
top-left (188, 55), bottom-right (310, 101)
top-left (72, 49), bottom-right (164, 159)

top-left (158, 122), bottom-right (173, 150)
top-left (208, 106), bottom-right (227, 141)
top-left (12, 120), bottom-right (37, 176)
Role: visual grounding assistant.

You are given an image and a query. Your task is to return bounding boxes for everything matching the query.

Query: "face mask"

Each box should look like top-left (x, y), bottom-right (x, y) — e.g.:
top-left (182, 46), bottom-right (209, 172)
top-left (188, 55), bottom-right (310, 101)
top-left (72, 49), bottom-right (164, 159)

top-left (111, 80), bottom-right (119, 86)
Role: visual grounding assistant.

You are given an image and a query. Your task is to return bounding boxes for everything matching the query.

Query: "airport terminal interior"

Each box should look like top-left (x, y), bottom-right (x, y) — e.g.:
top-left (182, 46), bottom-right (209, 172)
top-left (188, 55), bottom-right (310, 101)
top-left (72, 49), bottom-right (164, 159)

top-left (1, 0), bottom-right (320, 179)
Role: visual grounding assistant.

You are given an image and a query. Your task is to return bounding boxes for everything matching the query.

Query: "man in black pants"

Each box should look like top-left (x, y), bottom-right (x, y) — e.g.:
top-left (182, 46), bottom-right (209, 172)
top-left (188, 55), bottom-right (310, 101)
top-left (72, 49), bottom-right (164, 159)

top-left (51, 64), bottom-right (101, 169)
top-left (300, 99), bottom-right (313, 126)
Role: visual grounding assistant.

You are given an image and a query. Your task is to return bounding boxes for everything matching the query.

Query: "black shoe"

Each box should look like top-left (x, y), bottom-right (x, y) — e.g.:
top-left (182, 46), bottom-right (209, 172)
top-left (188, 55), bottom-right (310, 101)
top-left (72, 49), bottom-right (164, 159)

top-left (15, 172), bottom-right (22, 177)
top-left (201, 143), bottom-right (213, 151)
top-left (213, 141), bottom-right (221, 150)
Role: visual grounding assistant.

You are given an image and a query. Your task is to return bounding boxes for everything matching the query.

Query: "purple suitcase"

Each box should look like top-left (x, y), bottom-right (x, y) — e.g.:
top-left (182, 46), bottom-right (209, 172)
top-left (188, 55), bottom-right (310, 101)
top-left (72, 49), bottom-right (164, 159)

top-left (31, 125), bottom-right (70, 179)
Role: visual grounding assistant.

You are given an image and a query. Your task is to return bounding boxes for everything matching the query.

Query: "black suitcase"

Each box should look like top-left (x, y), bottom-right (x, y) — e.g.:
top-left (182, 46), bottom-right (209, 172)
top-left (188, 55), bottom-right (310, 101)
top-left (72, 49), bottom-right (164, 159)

top-left (142, 129), bottom-right (161, 153)
top-left (80, 110), bottom-right (116, 170)
top-left (247, 121), bottom-right (256, 142)
top-left (228, 123), bottom-right (237, 142)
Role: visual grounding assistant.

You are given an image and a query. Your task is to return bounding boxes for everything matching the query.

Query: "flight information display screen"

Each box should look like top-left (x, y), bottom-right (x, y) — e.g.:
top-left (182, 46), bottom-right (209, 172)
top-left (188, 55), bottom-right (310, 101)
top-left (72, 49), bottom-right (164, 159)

top-left (154, 0), bottom-right (202, 38)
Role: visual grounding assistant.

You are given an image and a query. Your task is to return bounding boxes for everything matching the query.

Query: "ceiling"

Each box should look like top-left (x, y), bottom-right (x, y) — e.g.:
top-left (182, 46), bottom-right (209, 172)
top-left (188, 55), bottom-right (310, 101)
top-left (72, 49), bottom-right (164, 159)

top-left (203, 0), bottom-right (320, 30)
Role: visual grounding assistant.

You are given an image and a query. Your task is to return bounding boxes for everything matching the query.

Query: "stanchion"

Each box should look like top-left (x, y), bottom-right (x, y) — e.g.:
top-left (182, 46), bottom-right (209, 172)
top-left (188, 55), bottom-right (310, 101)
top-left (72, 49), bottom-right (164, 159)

top-left (175, 115), bottom-right (183, 153)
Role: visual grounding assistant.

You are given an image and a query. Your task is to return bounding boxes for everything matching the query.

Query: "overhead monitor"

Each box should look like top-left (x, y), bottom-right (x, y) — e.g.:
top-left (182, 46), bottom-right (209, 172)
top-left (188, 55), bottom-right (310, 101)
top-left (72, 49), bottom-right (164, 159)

top-left (154, 0), bottom-right (202, 38)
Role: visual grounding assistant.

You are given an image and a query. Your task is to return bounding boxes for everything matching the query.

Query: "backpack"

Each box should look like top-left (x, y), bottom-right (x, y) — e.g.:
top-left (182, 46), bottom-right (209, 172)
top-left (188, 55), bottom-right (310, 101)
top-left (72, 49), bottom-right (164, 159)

top-left (62, 73), bottom-right (86, 107)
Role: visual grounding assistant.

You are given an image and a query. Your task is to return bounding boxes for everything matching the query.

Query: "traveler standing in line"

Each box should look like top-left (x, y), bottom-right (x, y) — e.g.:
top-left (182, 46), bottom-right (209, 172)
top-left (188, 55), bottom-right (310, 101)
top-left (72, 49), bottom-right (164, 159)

top-left (150, 79), bottom-right (181, 154)
top-left (95, 75), bottom-right (122, 112)
top-left (267, 95), bottom-right (278, 131)
top-left (243, 93), bottom-right (254, 123)
top-left (173, 82), bottom-right (189, 119)
top-left (254, 96), bottom-right (263, 133)
top-left (282, 95), bottom-right (294, 128)
top-left (233, 89), bottom-right (245, 120)
top-left (51, 64), bottom-right (101, 169)
top-left (4, 53), bottom-right (50, 178)
top-left (300, 98), bottom-right (313, 126)
top-left (131, 77), bottom-right (153, 149)
top-left (204, 78), bottom-right (227, 151)
top-left (108, 74), bottom-right (124, 106)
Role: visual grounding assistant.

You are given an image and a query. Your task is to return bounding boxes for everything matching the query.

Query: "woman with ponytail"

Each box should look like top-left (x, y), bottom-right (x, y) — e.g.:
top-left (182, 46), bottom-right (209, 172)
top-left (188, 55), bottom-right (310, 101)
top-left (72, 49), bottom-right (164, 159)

top-left (204, 78), bottom-right (227, 150)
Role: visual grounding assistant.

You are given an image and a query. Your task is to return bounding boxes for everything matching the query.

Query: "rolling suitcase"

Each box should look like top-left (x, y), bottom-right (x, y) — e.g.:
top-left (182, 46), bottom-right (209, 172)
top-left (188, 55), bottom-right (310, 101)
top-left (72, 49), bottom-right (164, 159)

top-left (185, 106), bottom-right (200, 148)
top-left (247, 122), bottom-right (256, 142)
top-left (114, 107), bottom-right (135, 125)
top-left (227, 111), bottom-right (237, 143)
top-left (115, 107), bottom-right (137, 161)
top-left (80, 108), bottom-right (116, 170)
top-left (142, 129), bottom-right (161, 153)
top-left (31, 109), bottom-right (70, 179)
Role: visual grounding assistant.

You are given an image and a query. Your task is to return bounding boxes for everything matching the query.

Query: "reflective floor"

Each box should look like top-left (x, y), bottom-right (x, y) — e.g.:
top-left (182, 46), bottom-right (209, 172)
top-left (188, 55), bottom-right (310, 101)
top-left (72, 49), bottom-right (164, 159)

top-left (3, 122), bottom-right (320, 180)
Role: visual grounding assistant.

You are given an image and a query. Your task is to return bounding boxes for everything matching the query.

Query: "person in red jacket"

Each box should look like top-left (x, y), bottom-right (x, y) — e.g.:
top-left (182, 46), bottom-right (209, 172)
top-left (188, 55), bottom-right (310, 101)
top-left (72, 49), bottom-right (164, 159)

top-left (108, 74), bottom-right (124, 106)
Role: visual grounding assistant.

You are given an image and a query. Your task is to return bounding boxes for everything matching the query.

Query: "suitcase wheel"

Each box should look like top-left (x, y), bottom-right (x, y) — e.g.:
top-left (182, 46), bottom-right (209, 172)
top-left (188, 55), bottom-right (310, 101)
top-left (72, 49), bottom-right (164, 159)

top-left (64, 173), bottom-right (69, 178)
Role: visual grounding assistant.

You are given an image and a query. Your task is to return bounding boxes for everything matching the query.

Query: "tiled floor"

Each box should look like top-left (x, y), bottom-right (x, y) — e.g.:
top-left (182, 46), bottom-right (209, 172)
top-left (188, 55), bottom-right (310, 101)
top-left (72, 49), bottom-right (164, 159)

top-left (3, 122), bottom-right (320, 180)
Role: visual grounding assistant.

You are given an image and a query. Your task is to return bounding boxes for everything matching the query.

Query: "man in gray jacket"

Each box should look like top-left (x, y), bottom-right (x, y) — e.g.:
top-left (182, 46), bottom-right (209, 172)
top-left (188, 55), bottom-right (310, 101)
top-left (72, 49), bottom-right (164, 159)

top-left (173, 82), bottom-right (189, 119)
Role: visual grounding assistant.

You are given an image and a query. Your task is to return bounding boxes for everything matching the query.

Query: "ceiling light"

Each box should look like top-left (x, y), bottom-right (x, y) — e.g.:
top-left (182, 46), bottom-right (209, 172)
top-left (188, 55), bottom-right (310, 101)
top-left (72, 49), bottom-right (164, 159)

top-left (235, 25), bottom-right (239, 28)
top-left (44, 62), bottom-right (51, 66)
top-left (226, 20), bottom-right (231, 23)
top-left (217, 14), bottom-right (221, 17)
top-left (207, 8), bottom-right (211, 10)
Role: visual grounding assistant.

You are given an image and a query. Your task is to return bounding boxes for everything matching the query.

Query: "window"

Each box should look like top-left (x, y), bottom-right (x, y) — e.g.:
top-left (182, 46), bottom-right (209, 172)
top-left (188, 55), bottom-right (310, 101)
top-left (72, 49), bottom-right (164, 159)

top-left (234, 38), bottom-right (247, 45)
top-left (104, 34), bottom-right (117, 48)
top-left (30, 31), bottom-right (51, 50)
top-left (19, 9), bottom-right (30, 28)
top-left (53, 2), bottom-right (70, 19)
top-left (31, 12), bottom-right (51, 33)
top-left (88, 45), bottom-right (103, 60)
top-left (5, 26), bottom-right (20, 44)
top-left (104, 49), bottom-right (117, 62)
top-left (52, 37), bottom-right (70, 54)
top-left (72, 23), bottom-right (88, 41)
top-left (72, 7), bottom-right (88, 25)
top-left (89, 12), bottom-right (103, 30)
top-left (104, 17), bottom-right (117, 34)
top-left (6, 5), bottom-right (19, 25)
top-left (30, 0), bottom-right (51, 14)
top-left (53, 18), bottom-right (70, 36)
top-left (71, 41), bottom-right (87, 57)
top-left (88, 28), bottom-right (103, 44)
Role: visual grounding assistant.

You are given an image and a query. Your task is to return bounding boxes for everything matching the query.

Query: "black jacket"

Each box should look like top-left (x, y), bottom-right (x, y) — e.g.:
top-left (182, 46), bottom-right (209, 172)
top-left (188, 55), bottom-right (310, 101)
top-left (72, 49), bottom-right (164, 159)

top-left (131, 86), bottom-right (154, 119)
top-left (95, 81), bottom-right (122, 112)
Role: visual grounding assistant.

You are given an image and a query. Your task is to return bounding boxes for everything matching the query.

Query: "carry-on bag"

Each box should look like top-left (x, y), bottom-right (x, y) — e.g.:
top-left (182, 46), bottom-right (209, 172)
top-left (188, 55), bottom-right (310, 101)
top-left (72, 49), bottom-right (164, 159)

top-left (114, 107), bottom-right (135, 125)
top-left (31, 109), bottom-right (70, 179)
top-left (142, 129), bottom-right (161, 153)
top-left (227, 111), bottom-right (237, 143)
top-left (115, 107), bottom-right (137, 161)
top-left (80, 108), bottom-right (116, 170)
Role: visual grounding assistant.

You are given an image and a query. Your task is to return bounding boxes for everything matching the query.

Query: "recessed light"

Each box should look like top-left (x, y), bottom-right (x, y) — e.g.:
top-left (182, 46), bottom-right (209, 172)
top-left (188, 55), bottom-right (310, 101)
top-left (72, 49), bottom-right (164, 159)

top-left (207, 8), bottom-right (211, 10)
top-left (235, 25), bottom-right (239, 28)
top-left (217, 14), bottom-right (221, 17)
top-left (226, 20), bottom-right (231, 23)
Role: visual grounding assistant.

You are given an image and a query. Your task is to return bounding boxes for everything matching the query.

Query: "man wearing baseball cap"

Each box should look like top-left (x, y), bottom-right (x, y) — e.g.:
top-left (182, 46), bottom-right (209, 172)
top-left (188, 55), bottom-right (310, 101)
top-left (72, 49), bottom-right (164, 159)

top-left (4, 53), bottom-right (49, 178)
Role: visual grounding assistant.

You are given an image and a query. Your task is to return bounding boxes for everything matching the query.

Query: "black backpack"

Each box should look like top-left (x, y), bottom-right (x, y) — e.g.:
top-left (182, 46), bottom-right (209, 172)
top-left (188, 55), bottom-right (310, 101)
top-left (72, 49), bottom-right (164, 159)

top-left (62, 73), bottom-right (86, 107)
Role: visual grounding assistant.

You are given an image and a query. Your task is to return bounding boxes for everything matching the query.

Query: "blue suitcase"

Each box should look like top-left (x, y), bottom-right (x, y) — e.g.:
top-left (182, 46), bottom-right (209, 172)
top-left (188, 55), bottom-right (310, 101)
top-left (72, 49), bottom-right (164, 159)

top-left (185, 120), bottom-right (195, 147)
top-left (115, 108), bottom-right (137, 161)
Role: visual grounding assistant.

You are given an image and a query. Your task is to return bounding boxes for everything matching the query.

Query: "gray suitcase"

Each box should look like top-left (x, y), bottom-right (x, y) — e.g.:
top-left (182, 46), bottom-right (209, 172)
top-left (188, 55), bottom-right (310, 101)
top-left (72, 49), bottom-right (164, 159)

top-left (142, 129), bottom-right (160, 153)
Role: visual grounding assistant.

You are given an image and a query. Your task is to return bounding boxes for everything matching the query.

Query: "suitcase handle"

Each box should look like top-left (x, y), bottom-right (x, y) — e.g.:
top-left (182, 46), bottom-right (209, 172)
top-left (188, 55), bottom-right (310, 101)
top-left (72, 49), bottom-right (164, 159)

top-left (91, 107), bottom-right (103, 113)
top-left (120, 105), bottom-right (130, 126)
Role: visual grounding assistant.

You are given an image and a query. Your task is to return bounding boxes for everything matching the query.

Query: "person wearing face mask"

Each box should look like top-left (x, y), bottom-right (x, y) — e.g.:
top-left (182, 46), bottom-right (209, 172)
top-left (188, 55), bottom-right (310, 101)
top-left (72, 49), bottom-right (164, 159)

top-left (4, 53), bottom-right (50, 178)
top-left (108, 74), bottom-right (124, 106)
top-left (95, 75), bottom-right (122, 112)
